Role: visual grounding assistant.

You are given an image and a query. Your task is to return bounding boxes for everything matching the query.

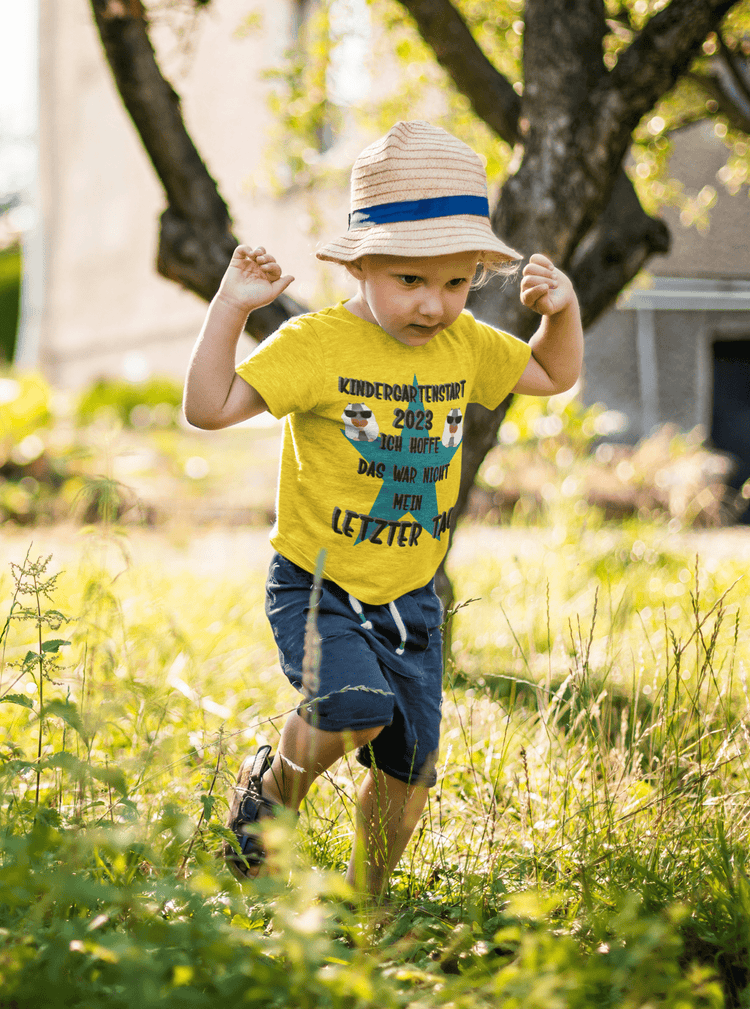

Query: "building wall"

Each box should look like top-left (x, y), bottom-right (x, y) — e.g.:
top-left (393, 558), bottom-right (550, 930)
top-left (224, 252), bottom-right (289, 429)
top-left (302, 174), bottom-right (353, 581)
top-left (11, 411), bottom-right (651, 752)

top-left (649, 121), bottom-right (749, 282)
top-left (580, 122), bottom-right (750, 442)
top-left (20, 0), bottom-right (356, 388)
top-left (583, 294), bottom-right (750, 442)
top-left (655, 311), bottom-right (703, 431)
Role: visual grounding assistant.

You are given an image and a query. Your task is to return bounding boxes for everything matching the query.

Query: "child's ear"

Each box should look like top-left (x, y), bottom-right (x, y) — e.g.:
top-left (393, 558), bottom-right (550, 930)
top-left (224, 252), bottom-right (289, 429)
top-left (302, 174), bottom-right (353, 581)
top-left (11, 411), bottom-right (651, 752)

top-left (344, 259), bottom-right (364, 280)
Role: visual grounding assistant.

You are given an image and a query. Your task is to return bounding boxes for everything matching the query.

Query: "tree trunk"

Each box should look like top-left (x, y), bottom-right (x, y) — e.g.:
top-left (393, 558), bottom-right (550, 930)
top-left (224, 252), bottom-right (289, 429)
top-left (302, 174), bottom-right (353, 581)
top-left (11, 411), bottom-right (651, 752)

top-left (89, 0), bottom-right (304, 340)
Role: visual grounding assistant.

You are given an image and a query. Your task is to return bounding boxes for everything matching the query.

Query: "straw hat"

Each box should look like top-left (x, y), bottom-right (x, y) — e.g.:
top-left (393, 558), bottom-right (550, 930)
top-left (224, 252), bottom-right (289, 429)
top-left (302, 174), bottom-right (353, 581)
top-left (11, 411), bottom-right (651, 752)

top-left (316, 120), bottom-right (521, 264)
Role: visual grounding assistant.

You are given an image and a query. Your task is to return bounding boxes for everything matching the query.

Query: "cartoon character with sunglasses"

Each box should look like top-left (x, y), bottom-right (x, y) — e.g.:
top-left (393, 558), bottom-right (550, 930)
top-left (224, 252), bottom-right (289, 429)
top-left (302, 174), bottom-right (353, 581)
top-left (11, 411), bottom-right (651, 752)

top-left (441, 408), bottom-right (463, 448)
top-left (342, 402), bottom-right (380, 442)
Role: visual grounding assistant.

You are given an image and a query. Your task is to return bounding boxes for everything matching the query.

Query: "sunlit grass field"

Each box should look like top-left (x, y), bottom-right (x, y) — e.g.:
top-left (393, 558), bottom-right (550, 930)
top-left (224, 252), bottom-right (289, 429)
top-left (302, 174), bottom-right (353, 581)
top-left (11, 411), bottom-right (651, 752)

top-left (0, 507), bottom-right (748, 1007)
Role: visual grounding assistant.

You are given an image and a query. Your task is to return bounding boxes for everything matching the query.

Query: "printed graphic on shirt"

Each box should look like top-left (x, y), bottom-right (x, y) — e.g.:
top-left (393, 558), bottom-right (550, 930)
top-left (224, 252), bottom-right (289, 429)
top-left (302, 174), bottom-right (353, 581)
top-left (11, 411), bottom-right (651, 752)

top-left (441, 408), bottom-right (464, 448)
top-left (334, 375), bottom-right (462, 546)
top-left (338, 375), bottom-right (466, 405)
top-left (341, 402), bottom-right (380, 442)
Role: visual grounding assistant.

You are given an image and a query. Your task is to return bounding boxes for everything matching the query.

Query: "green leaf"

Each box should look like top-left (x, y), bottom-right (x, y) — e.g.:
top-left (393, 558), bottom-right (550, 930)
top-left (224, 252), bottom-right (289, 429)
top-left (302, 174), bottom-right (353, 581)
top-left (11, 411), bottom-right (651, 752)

top-left (42, 699), bottom-right (87, 739)
top-left (45, 752), bottom-right (127, 794)
top-left (88, 763), bottom-right (127, 794)
top-left (45, 751), bottom-right (84, 773)
top-left (4, 759), bottom-right (40, 773)
top-left (0, 693), bottom-right (34, 709)
top-left (22, 650), bottom-right (39, 670)
top-left (41, 639), bottom-right (70, 653)
top-left (210, 823), bottom-right (243, 854)
top-left (199, 794), bottom-right (217, 819)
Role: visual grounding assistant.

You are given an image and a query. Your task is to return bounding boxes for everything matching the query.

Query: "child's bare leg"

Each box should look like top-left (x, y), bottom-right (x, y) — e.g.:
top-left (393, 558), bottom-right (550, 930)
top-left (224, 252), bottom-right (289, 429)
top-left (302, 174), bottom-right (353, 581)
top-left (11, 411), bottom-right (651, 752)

top-left (261, 710), bottom-right (385, 810)
top-left (345, 767), bottom-right (429, 900)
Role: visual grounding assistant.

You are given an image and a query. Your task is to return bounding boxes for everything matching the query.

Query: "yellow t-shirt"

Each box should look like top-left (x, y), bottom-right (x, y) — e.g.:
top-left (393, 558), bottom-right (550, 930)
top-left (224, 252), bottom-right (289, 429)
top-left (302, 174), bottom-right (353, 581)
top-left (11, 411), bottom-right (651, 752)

top-left (236, 303), bottom-right (531, 604)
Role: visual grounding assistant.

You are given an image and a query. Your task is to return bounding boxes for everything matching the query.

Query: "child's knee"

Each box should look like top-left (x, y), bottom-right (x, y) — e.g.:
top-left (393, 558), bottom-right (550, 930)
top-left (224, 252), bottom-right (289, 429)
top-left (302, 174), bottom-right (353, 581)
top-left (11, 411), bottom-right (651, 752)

top-left (349, 724), bottom-right (386, 748)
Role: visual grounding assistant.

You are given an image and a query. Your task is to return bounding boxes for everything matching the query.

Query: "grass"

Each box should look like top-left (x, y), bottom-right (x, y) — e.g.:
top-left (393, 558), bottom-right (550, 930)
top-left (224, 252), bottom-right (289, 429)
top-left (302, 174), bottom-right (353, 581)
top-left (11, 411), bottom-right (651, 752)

top-left (0, 510), bottom-right (747, 1006)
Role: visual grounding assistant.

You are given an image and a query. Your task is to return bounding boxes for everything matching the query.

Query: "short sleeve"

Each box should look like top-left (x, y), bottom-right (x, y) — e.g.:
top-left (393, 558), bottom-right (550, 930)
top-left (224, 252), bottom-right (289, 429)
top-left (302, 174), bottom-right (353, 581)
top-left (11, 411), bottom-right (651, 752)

top-left (459, 312), bottom-right (531, 409)
top-left (235, 315), bottom-right (325, 419)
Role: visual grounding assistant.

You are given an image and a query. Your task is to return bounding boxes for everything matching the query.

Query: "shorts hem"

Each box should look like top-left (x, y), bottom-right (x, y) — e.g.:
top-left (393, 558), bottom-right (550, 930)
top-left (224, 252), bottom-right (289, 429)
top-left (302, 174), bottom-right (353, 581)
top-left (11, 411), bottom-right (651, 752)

top-left (355, 749), bottom-right (439, 788)
top-left (297, 704), bottom-right (393, 734)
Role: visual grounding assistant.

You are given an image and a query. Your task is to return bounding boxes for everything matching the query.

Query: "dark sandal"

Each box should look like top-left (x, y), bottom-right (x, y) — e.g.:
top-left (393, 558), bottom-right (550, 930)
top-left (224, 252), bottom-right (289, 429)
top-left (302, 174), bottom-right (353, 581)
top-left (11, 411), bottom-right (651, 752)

top-left (224, 744), bottom-right (279, 880)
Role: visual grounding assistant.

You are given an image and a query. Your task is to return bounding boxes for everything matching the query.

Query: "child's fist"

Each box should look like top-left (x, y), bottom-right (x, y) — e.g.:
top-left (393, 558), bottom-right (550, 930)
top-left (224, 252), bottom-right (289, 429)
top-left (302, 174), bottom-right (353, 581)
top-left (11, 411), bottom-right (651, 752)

top-left (520, 254), bottom-right (574, 317)
top-left (217, 245), bottom-right (294, 312)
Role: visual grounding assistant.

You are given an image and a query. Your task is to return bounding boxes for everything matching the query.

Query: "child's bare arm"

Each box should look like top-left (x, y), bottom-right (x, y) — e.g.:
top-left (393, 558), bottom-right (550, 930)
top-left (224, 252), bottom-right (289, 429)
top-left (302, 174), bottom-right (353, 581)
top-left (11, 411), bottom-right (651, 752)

top-left (183, 246), bottom-right (294, 430)
top-left (512, 254), bottom-right (583, 396)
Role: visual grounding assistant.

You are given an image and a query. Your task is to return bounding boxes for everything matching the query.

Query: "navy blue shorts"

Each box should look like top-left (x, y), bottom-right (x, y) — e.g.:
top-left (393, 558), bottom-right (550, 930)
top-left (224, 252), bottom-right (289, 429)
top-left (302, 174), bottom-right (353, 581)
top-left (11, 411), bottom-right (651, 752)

top-left (265, 553), bottom-right (443, 787)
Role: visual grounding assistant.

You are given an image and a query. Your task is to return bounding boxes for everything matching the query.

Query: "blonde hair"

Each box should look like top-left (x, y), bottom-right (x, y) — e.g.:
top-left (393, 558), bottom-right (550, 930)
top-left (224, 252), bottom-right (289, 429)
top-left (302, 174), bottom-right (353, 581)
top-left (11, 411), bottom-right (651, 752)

top-left (473, 255), bottom-right (521, 288)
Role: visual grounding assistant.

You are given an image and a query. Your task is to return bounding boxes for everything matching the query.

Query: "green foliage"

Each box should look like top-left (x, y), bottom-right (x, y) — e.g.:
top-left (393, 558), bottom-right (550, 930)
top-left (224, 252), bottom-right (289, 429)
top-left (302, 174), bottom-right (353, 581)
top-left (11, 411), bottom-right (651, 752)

top-left (0, 806), bottom-right (730, 1009)
top-left (0, 244), bottom-right (21, 362)
top-left (0, 371), bottom-right (51, 444)
top-left (1, 550), bottom-right (71, 806)
top-left (475, 391), bottom-right (743, 526)
top-left (0, 514), bottom-right (748, 1005)
top-left (626, 1), bottom-right (750, 217)
top-left (0, 371), bottom-right (190, 524)
top-left (261, 1), bottom-right (344, 196)
top-left (0, 364), bottom-right (743, 529)
top-left (76, 377), bottom-right (183, 429)
top-left (255, 0), bottom-right (521, 201)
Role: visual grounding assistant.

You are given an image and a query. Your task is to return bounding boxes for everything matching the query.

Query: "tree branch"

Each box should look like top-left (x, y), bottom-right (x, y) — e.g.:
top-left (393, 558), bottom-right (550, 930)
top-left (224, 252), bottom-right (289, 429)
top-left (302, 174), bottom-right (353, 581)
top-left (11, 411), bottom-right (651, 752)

top-left (441, 2), bottom-right (739, 554)
top-left (718, 29), bottom-right (750, 108)
top-left (89, 0), bottom-right (304, 339)
top-left (569, 170), bottom-right (671, 328)
top-left (394, 0), bottom-right (521, 145)
top-left (505, 0), bottom-right (740, 260)
top-left (687, 40), bottom-right (750, 133)
top-left (604, 0), bottom-right (740, 141)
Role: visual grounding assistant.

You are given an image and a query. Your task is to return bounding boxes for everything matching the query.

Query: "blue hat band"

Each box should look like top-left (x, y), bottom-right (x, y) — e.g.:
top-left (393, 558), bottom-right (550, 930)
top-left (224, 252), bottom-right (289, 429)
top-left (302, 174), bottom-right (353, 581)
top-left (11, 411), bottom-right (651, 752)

top-left (348, 194), bottom-right (490, 230)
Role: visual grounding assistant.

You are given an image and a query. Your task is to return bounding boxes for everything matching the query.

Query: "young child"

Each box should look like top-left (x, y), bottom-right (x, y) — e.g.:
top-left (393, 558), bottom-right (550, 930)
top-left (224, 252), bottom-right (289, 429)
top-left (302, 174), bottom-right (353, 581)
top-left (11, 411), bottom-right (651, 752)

top-left (183, 120), bottom-right (583, 899)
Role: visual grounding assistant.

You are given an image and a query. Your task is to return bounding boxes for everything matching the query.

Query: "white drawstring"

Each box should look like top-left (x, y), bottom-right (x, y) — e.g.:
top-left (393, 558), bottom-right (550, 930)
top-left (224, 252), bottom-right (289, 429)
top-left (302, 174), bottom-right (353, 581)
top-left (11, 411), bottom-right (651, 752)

top-left (348, 593), bottom-right (407, 654)
top-left (348, 593), bottom-right (373, 629)
top-left (388, 601), bottom-right (407, 655)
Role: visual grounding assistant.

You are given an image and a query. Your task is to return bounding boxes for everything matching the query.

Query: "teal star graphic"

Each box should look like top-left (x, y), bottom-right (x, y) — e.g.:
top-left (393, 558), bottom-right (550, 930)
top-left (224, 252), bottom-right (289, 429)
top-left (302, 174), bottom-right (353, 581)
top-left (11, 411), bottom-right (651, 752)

top-left (341, 376), bottom-right (461, 541)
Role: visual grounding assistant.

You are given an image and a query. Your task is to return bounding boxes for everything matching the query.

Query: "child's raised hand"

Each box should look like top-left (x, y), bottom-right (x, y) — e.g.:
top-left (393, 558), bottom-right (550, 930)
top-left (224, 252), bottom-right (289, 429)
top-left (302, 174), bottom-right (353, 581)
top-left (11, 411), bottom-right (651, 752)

top-left (520, 254), bottom-right (575, 317)
top-left (217, 245), bottom-right (294, 313)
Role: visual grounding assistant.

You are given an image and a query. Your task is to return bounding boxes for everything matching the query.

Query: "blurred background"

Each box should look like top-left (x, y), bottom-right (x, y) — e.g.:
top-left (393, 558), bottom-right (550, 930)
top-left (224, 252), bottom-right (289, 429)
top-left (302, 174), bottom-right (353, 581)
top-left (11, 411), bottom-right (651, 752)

top-left (1, 0), bottom-right (749, 529)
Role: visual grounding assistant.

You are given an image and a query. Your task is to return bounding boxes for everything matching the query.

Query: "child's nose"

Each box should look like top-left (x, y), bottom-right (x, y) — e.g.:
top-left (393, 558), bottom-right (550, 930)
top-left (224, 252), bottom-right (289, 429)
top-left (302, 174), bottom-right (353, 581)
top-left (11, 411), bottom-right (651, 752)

top-left (418, 288), bottom-right (443, 318)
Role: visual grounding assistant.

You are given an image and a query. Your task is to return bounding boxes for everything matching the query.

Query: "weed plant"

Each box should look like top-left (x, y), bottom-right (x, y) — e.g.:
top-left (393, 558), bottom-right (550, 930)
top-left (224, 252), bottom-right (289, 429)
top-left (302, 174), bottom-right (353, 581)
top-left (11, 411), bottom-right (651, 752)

top-left (0, 516), bottom-right (746, 1007)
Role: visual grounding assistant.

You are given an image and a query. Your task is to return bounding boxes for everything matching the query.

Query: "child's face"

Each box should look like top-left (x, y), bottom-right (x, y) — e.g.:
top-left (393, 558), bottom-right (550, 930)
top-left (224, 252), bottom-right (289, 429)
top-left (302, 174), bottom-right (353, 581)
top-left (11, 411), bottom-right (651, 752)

top-left (345, 251), bottom-right (481, 346)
